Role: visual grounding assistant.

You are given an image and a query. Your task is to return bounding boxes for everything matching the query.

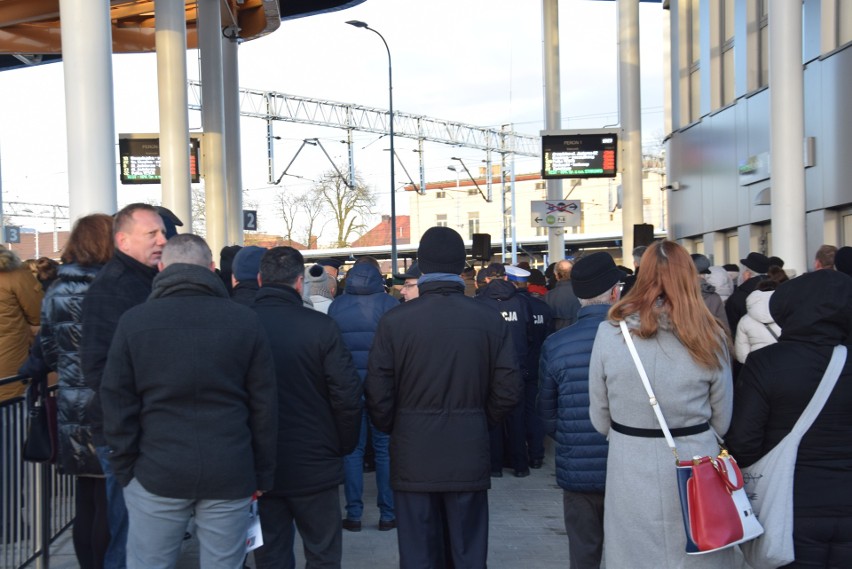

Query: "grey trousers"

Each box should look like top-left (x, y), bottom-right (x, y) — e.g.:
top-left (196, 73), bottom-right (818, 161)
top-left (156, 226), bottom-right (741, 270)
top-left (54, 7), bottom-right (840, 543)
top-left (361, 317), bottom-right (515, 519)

top-left (123, 478), bottom-right (251, 569)
top-left (563, 490), bottom-right (605, 569)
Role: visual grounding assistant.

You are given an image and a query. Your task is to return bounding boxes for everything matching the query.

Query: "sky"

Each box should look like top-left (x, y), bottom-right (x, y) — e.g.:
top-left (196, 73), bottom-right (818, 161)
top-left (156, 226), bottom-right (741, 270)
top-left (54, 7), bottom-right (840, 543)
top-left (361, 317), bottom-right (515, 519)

top-left (0, 0), bottom-right (665, 240)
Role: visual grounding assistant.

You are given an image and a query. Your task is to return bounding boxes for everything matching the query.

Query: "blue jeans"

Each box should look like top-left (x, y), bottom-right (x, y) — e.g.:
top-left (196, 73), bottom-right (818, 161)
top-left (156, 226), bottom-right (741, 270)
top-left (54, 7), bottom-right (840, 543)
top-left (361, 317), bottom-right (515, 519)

top-left (96, 445), bottom-right (128, 569)
top-left (343, 411), bottom-right (394, 522)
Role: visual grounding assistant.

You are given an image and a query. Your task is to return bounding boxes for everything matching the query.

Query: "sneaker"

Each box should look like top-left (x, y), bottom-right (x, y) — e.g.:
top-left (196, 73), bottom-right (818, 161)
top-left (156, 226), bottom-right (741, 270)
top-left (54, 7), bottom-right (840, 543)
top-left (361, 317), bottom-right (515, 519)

top-left (342, 518), bottom-right (362, 532)
top-left (514, 469), bottom-right (530, 478)
top-left (378, 519), bottom-right (397, 531)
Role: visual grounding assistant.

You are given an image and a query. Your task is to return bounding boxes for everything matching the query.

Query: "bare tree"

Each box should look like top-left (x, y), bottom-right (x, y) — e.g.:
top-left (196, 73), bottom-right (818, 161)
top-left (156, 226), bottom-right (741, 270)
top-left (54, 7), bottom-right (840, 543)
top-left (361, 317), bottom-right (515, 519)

top-left (272, 188), bottom-right (302, 244)
top-left (314, 168), bottom-right (375, 248)
top-left (191, 188), bottom-right (206, 235)
top-left (300, 187), bottom-right (327, 248)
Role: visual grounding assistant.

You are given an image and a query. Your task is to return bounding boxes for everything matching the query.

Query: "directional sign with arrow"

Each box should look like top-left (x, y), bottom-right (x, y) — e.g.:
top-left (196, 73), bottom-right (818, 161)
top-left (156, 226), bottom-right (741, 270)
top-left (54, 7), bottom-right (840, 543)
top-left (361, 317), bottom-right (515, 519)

top-left (530, 200), bottom-right (581, 227)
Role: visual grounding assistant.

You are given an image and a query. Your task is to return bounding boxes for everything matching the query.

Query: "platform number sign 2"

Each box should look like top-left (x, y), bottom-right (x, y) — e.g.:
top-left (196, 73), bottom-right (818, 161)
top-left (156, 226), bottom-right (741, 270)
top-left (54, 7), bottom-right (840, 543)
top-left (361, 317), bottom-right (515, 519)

top-left (243, 210), bottom-right (258, 231)
top-left (4, 226), bottom-right (21, 244)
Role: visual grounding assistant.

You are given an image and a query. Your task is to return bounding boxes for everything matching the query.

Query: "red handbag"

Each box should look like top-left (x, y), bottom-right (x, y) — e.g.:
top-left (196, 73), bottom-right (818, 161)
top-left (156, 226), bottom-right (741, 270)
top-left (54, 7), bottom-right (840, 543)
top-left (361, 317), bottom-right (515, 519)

top-left (683, 452), bottom-right (746, 551)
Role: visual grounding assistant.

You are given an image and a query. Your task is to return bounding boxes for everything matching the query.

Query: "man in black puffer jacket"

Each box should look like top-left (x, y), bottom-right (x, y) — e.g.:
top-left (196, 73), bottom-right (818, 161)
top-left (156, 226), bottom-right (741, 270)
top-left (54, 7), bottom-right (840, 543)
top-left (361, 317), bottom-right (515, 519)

top-left (252, 246), bottom-right (363, 569)
top-left (366, 226), bottom-right (522, 569)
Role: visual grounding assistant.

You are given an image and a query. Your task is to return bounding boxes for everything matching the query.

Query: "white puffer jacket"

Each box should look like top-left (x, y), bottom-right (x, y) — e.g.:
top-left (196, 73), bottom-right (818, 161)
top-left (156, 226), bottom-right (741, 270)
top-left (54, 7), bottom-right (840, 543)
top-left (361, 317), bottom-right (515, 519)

top-left (734, 289), bottom-right (781, 363)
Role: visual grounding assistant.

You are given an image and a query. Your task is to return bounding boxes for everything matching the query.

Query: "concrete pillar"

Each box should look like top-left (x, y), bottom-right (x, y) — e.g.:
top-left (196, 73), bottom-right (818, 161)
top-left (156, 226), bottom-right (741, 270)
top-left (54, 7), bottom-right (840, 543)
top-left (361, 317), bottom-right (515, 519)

top-left (223, 32), bottom-right (243, 245)
top-left (155, 1), bottom-right (193, 232)
top-left (198, 0), bottom-right (228, 259)
top-left (702, 231), bottom-right (727, 267)
top-left (769, 1), bottom-right (807, 275)
top-left (59, 0), bottom-right (117, 220)
top-left (542, 0), bottom-right (565, 260)
top-left (618, 0), bottom-right (643, 262)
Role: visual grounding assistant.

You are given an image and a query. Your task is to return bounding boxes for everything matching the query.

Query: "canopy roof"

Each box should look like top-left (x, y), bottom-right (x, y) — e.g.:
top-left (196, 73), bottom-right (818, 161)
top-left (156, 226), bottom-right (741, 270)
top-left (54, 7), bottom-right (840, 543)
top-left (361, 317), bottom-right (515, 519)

top-left (0, 0), bottom-right (365, 70)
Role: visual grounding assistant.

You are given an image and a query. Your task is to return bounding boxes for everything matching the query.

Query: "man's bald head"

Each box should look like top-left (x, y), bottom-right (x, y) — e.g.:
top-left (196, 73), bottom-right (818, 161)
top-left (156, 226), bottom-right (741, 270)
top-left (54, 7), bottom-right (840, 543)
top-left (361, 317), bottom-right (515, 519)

top-left (555, 260), bottom-right (573, 281)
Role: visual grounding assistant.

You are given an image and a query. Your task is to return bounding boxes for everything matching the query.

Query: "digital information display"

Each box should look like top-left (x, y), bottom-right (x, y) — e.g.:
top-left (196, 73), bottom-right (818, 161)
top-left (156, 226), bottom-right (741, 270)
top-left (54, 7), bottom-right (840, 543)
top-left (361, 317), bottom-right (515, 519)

top-left (119, 135), bottom-right (201, 184)
top-left (542, 132), bottom-right (618, 179)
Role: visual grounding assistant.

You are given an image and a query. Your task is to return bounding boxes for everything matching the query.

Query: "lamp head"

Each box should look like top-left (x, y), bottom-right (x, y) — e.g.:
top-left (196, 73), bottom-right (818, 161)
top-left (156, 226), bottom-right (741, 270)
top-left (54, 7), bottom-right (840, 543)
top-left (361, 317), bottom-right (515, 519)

top-left (346, 20), bottom-right (369, 28)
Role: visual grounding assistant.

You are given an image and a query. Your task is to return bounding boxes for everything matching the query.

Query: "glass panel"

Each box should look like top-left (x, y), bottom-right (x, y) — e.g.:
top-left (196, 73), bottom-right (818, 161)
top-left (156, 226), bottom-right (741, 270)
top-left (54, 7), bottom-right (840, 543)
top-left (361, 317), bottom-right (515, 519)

top-left (723, 48), bottom-right (735, 104)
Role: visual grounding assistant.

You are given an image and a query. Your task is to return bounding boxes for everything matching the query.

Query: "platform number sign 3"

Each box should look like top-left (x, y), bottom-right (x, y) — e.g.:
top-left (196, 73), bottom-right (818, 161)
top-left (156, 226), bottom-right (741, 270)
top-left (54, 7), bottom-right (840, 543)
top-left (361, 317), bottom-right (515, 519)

top-left (243, 210), bottom-right (258, 231)
top-left (4, 226), bottom-right (21, 244)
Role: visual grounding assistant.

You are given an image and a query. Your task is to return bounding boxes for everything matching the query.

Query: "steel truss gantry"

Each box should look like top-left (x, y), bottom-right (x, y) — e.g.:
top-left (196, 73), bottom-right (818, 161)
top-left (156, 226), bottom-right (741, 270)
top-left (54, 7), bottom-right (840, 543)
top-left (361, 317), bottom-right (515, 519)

top-left (188, 80), bottom-right (540, 201)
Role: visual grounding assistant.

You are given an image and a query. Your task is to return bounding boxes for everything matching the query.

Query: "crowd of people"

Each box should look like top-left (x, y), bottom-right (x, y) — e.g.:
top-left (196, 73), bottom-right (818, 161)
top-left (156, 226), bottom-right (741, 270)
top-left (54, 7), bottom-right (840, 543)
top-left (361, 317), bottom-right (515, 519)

top-left (2, 205), bottom-right (851, 569)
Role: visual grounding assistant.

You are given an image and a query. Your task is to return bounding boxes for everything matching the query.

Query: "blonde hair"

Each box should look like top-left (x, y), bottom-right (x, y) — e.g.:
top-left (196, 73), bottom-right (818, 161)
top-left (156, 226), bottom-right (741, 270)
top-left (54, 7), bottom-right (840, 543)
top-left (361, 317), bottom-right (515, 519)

top-left (609, 240), bottom-right (729, 369)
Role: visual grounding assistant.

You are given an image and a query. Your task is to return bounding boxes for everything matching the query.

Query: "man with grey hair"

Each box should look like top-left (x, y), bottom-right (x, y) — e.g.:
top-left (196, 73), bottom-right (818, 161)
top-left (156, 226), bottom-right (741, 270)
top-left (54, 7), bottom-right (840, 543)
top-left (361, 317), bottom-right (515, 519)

top-left (546, 259), bottom-right (581, 330)
top-left (101, 233), bottom-right (278, 569)
top-left (539, 252), bottom-right (624, 569)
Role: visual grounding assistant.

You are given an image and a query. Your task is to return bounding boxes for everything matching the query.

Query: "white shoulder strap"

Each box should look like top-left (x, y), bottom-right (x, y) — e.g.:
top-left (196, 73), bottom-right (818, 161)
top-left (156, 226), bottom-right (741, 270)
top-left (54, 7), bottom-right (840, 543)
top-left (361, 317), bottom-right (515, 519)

top-left (790, 345), bottom-right (847, 438)
top-left (619, 320), bottom-right (678, 456)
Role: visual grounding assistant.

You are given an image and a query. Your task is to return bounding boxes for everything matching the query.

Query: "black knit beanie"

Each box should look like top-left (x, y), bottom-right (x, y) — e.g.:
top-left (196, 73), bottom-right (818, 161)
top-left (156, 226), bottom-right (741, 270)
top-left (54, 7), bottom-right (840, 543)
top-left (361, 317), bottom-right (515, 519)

top-left (418, 226), bottom-right (466, 274)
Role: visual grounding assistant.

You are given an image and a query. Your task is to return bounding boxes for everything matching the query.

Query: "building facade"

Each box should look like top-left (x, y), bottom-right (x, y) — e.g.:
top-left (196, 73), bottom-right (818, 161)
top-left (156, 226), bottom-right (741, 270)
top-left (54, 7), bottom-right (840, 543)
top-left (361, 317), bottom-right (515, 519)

top-left (405, 164), bottom-right (667, 266)
top-left (664, 0), bottom-right (852, 272)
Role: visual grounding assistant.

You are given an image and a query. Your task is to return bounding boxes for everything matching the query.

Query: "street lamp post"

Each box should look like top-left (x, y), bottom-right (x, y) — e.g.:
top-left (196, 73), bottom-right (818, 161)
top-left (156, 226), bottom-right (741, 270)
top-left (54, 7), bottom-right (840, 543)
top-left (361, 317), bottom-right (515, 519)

top-left (447, 165), bottom-right (462, 231)
top-left (346, 20), bottom-right (397, 273)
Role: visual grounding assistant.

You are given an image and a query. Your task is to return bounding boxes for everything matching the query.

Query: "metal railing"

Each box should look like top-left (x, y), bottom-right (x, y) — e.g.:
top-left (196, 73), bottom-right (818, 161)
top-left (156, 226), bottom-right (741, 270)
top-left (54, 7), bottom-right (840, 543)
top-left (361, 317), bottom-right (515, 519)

top-left (1, 375), bottom-right (75, 569)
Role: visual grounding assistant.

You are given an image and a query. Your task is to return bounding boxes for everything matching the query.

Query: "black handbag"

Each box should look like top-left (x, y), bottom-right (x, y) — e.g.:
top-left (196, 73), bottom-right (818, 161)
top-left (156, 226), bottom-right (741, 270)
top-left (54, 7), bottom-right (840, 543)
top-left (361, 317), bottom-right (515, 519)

top-left (22, 377), bottom-right (58, 463)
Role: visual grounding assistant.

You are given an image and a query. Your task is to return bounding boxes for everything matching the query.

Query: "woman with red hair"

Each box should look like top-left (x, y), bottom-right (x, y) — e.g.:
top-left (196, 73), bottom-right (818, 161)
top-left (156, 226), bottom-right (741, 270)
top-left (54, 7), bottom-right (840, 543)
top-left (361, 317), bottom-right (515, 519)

top-left (588, 240), bottom-right (734, 568)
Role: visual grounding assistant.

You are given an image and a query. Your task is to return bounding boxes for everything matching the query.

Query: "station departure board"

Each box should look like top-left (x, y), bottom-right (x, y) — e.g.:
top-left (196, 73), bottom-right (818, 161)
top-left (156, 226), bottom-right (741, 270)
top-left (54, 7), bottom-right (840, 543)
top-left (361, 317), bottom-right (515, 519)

top-left (119, 135), bottom-right (201, 184)
top-left (542, 132), bottom-right (618, 179)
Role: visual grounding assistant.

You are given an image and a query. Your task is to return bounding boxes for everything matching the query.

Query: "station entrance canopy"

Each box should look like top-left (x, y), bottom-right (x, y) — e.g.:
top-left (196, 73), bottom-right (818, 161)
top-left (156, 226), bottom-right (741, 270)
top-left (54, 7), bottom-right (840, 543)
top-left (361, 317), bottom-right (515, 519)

top-left (0, 0), bottom-right (366, 71)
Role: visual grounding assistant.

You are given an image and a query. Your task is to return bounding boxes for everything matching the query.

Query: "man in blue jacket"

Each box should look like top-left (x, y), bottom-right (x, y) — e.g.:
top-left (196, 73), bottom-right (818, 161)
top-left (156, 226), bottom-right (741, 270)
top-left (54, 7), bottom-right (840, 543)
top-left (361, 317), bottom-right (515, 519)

top-left (328, 257), bottom-right (400, 531)
top-left (539, 252), bottom-right (624, 569)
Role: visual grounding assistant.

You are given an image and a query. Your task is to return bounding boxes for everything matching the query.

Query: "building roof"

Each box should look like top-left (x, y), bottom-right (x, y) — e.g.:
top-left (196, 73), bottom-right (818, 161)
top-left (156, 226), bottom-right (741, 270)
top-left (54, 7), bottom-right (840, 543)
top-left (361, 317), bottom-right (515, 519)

top-left (351, 215), bottom-right (411, 248)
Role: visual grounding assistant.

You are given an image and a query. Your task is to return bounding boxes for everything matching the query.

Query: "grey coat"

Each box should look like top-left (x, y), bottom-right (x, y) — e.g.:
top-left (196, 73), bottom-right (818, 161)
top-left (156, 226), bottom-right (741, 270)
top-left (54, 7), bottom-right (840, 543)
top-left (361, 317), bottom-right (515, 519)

top-left (589, 315), bottom-right (734, 569)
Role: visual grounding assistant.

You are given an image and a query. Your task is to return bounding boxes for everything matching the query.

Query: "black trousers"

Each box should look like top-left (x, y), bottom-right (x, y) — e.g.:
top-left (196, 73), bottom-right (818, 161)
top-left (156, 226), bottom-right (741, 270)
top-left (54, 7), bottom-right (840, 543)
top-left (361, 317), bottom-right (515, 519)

top-left (253, 487), bottom-right (342, 569)
top-left (73, 476), bottom-right (110, 569)
top-left (395, 490), bottom-right (488, 569)
top-left (782, 515), bottom-right (852, 568)
top-left (563, 490), bottom-right (605, 569)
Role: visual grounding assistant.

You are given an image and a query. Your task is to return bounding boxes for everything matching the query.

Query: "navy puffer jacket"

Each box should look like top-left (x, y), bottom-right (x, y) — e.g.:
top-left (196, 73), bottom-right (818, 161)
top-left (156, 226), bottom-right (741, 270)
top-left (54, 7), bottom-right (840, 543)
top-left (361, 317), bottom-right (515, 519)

top-left (328, 263), bottom-right (399, 381)
top-left (40, 263), bottom-right (103, 476)
top-left (539, 304), bottom-right (610, 493)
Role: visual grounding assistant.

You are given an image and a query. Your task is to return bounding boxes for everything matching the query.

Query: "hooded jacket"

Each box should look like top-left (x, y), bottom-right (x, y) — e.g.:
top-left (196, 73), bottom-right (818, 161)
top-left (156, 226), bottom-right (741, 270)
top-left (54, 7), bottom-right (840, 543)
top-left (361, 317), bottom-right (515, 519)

top-left (726, 270), bottom-right (852, 520)
top-left (475, 278), bottom-right (531, 378)
top-left (733, 289), bottom-right (780, 363)
top-left (327, 263), bottom-right (399, 381)
top-left (40, 263), bottom-right (104, 475)
top-left (101, 264), bottom-right (278, 499)
top-left (705, 266), bottom-right (734, 301)
top-left (0, 247), bottom-right (42, 400)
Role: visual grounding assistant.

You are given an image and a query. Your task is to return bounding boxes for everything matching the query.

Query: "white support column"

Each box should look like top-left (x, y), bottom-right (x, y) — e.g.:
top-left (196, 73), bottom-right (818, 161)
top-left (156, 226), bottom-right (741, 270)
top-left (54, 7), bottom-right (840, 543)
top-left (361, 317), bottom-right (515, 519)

top-left (618, 0), bottom-right (643, 262)
top-left (155, 1), bottom-right (193, 232)
top-left (542, 0), bottom-right (565, 260)
top-left (59, 0), bottom-right (117, 221)
top-left (223, 32), bottom-right (243, 245)
top-left (198, 0), bottom-right (228, 258)
top-left (769, 1), bottom-right (807, 275)
top-left (702, 231), bottom-right (727, 267)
